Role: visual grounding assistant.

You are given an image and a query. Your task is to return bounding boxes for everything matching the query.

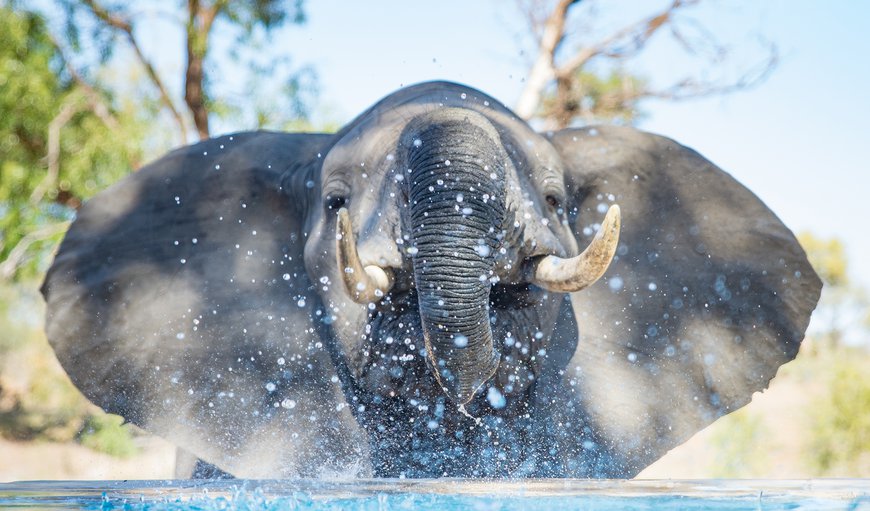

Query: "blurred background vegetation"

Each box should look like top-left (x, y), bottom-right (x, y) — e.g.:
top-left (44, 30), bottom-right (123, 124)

top-left (0, 0), bottom-right (868, 479)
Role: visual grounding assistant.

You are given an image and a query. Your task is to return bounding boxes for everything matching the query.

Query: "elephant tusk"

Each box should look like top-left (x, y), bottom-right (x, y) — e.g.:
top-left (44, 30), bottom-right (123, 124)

top-left (336, 208), bottom-right (394, 304)
top-left (529, 204), bottom-right (621, 293)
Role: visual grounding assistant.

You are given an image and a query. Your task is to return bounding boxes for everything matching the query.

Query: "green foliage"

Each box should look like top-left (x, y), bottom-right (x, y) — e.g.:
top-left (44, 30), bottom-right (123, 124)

top-left (799, 232), bottom-right (848, 287)
top-left (798, 232), bottom-right (869, 347)
top-left (0, 2), bottom-right (320, 468)
top-left (0, 282), bottom-right (139, 458)
top-left (222, 0), bottom-right (305, 34)
top-left (708, 409), bottom-right (768, 477)
top-left (541, 69), bottom-right (648, 127)
top-left (575, 70), bottom-right (647, 124)
top-left (54, 0), bottom-right (316, 139)
top-left (77, 413), bottom-right (139, 458)
top-left (796, 233), bottom-right (870, 475)
top-left (806, 348), bottom-right (870, 475)
top-left (0, 284), bottom-right (36, 354)
top-left (0, 287), bottom-right (91, 443)
top-left (0, 6), bottom-right (146, 281)
top-left (209, 2), bottom-right (318, 132)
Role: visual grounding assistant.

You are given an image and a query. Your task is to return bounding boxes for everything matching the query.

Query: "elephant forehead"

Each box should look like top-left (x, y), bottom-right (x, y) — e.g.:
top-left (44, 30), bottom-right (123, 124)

top-left (324, 123), bottom-right (400, 169)
top-left (325, 103), bottom-right (436, 167)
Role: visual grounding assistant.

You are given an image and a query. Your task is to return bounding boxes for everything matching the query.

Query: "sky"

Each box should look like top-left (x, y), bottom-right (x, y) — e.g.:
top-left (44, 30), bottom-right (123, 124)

top-left (256, 0), bottom-right (870, 289)
top-left (116, 0), bottom-right (870, 290)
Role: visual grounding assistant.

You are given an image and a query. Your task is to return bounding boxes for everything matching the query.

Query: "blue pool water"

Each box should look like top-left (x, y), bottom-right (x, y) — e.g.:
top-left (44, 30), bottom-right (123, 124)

top-left (0, 479), bottom-right (868, 510)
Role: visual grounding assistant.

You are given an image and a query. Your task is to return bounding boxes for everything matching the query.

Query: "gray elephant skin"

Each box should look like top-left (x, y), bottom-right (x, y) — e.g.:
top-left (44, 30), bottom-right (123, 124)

top-left (41, 81), bottom-right (821, 478)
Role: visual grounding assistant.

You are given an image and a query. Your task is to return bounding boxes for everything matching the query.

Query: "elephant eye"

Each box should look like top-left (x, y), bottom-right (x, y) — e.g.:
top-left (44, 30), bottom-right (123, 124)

top-left (326, 195), bottom-right (347, 210)
top-left (545, 195), bottom-right (562, 210)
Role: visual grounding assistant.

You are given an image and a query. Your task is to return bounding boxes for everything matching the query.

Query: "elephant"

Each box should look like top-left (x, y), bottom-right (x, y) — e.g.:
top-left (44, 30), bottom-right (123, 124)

top-left (41, 81), bottom-right (821, 479)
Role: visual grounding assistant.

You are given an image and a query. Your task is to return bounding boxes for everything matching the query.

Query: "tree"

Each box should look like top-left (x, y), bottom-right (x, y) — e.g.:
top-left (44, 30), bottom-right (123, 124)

top-left (0, 6), bottom-right (145, 456)
top-left (514, 0), bottom-right (778, 128)
top-left (799, 232), bottom-right (869, 347)
top-left (0, 5), bottom-right (146, 281)
top-left (1, 0), bottom-right (315, 281)
top-left (56, 0), bottom-right (309, 142)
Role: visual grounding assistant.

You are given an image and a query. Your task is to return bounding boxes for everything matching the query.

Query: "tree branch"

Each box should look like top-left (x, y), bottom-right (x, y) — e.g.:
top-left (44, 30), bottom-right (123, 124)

top-left (559, 40), bottom-right (777, 126)
top-left (643, 42), bottom-right (778, 100)
top-left (183, 0), bottom-right (227, 139)
top-left (30, 95), bottom-right (84, 205)
top-left (46, 32), bottom-right (119, 130)
top-left (0, 222), bottom-right (71, 281)
top-left (80, 0), bottom-right (189, 142)
top-left (555, 0), bottom-right (696, 79)
top-left (514, 0), bottom-right (581, 119)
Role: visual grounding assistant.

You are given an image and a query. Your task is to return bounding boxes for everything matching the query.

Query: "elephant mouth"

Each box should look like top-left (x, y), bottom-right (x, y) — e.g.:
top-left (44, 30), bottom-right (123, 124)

top-left (355, 275), bottom-right (547, 400)
top-left (334, 205), bottom-right (621, 403)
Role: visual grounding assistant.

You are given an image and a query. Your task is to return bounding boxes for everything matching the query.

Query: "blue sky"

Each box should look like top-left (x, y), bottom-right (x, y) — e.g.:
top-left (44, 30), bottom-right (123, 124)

top-left (111, 1), bottom-right (870, 289)
top-left (275, 0), bottom-right (870, 290)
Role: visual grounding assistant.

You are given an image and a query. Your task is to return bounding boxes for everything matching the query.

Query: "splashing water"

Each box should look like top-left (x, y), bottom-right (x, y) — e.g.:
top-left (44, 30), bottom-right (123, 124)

top-left (0, 480), bottom-right (864, 511)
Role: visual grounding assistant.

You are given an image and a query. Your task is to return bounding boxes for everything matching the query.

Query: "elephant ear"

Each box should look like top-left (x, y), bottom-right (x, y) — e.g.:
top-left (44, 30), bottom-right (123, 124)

top-left (41, 132), bottom-right (370, 478)
top-left (546, 126), bottom-right (821, 476)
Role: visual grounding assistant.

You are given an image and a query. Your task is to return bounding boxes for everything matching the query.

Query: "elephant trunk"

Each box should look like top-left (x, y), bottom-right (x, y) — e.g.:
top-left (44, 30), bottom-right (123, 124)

top-left (406, 114), bottom-right (506, 404)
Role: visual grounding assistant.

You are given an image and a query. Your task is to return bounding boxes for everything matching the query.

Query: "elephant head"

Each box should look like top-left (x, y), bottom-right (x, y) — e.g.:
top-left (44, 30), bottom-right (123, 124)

top-left (302, 98), bottom-right (619, 407)
top-left (41, 81), bottom-right (821, 478)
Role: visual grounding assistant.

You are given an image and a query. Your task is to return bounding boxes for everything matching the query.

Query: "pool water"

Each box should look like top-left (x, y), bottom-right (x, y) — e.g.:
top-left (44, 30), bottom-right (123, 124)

top-left (0, 479), bottom-right (868, 510)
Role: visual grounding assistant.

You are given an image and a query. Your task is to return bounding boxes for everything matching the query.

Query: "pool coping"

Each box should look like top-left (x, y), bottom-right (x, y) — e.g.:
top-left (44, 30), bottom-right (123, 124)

top-left (1, 478), bottom-right (868, 501)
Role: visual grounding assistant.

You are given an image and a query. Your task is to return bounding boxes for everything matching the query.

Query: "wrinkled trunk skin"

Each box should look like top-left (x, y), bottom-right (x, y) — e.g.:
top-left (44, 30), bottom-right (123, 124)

top-left (406, 118), bottom-right (506, 403)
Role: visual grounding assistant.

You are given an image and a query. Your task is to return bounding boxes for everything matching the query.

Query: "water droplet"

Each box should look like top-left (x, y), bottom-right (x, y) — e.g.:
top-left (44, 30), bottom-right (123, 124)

top-left (608, 276), bottom-right (624, 291)
top-left (265, 382), bottom-right (276, 392)
top-left (487, 387), bottom-right (506, 409)
top-left (453, 335), bottom-right (468, 348)
top-left (413, 139), bottom-right (422, 148)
